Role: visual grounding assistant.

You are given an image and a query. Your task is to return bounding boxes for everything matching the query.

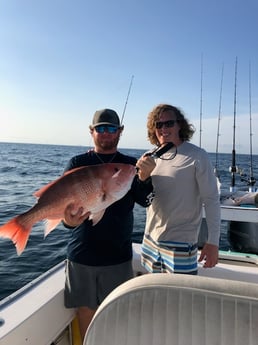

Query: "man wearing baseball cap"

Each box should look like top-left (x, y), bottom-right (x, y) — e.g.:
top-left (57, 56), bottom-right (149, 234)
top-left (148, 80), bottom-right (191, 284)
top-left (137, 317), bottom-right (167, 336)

top-left (90, 108), bottom-right (123, 128)
top-left (62, 108), bottom-right (155, 340)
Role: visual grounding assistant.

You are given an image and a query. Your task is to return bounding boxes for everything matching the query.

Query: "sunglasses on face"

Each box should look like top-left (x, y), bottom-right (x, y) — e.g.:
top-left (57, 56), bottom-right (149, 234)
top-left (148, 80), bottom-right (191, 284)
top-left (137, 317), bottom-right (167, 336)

top-left (155, 120), bottom-right (177, 129)
top-left (94, 125), bottom-right (119, 134)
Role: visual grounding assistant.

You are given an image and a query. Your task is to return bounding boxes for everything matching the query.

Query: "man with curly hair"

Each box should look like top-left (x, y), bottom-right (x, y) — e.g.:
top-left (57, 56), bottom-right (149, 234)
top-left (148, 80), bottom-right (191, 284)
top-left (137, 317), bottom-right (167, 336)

top-left (136, 104), bottom-right (221, 275)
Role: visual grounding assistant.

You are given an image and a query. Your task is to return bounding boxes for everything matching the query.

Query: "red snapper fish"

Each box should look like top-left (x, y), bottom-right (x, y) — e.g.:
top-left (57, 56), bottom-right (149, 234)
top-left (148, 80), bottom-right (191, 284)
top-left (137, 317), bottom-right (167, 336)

top-left (0, 163), bottom-right (136, 255)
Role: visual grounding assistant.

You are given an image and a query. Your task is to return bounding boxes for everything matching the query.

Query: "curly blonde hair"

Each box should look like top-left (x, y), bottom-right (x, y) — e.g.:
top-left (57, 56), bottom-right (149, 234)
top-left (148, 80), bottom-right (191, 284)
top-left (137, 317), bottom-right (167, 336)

top-left (147, 104), bottom-right (195, 146)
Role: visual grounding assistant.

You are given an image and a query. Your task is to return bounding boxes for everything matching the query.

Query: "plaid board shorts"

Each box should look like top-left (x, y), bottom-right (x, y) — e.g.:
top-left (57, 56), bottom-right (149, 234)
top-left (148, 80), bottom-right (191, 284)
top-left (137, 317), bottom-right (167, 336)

top-left (141, 234), bottom-right (198, 274)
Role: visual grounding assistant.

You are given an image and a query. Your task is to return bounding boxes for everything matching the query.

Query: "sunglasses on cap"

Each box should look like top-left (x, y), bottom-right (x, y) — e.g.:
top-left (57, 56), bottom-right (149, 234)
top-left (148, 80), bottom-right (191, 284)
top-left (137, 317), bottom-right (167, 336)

top-left (155, 120), bottom-right (177, 129)
top-left (94, 125), bottom-right (119, 134)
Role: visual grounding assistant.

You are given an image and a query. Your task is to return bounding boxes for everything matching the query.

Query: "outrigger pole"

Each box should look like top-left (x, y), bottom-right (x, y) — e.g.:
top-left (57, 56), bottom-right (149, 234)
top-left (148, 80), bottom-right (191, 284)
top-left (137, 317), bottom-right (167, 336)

top-left (230, 57), bottom-right (238, 193)
top-left (121, 75), bottom-right (134, 125)
top-left (214, 63), bottom-right (224, 181)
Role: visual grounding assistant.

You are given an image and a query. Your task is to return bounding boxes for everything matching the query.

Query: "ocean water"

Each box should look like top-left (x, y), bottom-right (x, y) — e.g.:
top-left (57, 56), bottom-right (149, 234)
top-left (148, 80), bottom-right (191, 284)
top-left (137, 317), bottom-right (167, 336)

top-left (0, 142), bottom-right (257, 301)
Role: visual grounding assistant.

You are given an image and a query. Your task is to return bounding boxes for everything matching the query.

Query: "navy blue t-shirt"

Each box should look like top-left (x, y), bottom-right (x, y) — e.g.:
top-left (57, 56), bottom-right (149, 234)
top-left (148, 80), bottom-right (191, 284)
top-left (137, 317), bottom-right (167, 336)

top-left (64, 150), bottom-right (153, 266)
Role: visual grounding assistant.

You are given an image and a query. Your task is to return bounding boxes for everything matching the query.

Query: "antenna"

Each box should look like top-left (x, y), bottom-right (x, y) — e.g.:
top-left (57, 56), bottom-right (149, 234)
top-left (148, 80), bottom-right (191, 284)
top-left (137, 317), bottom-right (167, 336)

top-left (121, 75), bottom-right (134, 125)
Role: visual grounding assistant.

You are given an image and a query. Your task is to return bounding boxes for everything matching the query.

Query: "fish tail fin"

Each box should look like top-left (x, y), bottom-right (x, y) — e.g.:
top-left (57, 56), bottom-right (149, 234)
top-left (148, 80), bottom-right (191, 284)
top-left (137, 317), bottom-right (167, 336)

top-left (0, 216), bottom-right (32, 255)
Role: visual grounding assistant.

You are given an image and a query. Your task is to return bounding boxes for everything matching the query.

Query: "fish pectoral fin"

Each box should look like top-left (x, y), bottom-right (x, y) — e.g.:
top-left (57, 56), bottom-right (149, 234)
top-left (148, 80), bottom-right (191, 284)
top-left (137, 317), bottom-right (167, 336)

top-left (89, 210), bottom-right (106, 226)
top-left (44, 219), bottom-right (61, 237)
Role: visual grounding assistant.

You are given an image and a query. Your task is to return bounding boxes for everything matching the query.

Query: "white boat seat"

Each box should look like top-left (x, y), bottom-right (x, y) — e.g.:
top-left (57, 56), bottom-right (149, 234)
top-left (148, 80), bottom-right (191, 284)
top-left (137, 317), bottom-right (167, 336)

top-left (83, 273), bottom-right (258, 345)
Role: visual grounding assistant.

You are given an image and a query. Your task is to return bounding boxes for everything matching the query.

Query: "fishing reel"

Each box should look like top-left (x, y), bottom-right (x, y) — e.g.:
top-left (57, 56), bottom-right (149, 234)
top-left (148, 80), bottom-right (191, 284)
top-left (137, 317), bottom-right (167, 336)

top-left (239, 171), bottom-right (256, 186)
top-left (228, 165), bottom-right (239, 174)
top-left (230, 166), bottom-right (257, 187)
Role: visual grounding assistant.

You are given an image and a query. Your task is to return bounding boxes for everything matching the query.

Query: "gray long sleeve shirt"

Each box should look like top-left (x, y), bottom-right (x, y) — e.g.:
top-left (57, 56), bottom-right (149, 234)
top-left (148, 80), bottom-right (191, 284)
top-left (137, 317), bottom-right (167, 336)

top-left (145, 142), bottom-right (221, 246)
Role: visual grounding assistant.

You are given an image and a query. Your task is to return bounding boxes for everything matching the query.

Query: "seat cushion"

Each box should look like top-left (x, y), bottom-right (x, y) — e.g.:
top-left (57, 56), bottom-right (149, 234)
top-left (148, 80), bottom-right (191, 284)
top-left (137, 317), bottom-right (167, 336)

top-left (84, 273), bottom-right (258, 345)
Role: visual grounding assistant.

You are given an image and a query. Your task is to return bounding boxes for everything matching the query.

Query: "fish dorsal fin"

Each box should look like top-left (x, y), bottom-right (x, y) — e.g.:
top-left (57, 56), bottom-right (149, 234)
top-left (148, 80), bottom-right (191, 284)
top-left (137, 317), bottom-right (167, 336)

top-left (34, 181), bottom-right (57, 198)
top-left (34, 166), bottom-right (88, 198)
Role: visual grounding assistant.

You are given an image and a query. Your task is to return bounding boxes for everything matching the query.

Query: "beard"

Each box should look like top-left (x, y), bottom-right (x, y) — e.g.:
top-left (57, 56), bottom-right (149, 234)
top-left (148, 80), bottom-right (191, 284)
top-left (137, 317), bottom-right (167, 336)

top-left (95, 136), bottom-right (120, 151)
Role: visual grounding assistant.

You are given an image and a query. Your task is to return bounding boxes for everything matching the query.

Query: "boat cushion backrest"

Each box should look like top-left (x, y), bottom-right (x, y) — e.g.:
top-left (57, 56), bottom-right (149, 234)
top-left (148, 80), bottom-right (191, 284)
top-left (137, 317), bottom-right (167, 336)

top-left (83, 273), bottom-right (258, 345)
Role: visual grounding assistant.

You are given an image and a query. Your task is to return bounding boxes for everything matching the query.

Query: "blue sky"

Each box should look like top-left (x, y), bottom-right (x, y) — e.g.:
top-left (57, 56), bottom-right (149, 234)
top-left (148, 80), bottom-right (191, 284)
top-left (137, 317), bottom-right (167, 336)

top-left (1, 0), bottom-right (258, 154)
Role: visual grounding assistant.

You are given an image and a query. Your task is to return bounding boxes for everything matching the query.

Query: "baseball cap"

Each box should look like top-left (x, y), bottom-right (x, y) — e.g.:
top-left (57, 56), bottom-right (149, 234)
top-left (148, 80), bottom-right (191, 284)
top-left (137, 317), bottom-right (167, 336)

top-left (90, 109), bottom-right (121, 128)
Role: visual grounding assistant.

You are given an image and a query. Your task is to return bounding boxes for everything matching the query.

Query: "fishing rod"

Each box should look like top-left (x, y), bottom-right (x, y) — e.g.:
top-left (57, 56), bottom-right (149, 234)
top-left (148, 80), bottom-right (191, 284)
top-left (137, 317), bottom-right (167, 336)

top-left (229, 57), bottom-right (238, 193)
top-left (199, 55), bottom-right (203, 148)
top-left (248, 62), bottom-right (256, 189)
top-left (144, 142), bottom-right (175, 159)
top-left (136, 142), bottom-right (176, 175)
top-left (120, 75), bottom-right (134, 125)
top-left (120, 76), bottom-right (175, 161)
top-left (214, 63), bottom-right (224, 181)
top-left (240, 61), bottom-right (256, 190)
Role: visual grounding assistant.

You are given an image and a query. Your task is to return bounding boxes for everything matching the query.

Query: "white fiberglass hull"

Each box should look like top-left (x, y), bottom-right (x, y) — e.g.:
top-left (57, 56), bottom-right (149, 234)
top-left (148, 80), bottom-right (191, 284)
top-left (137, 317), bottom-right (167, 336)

top-left (1, 244), bottom-right (258, 345)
